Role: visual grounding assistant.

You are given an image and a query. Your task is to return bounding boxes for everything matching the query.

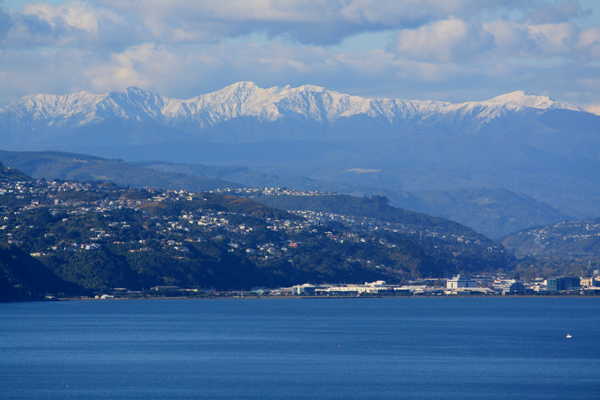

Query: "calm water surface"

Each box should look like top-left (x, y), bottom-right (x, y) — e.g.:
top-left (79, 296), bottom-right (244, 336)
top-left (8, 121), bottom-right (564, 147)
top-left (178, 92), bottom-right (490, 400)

top-left (1, 297), bottom-right (599, 400)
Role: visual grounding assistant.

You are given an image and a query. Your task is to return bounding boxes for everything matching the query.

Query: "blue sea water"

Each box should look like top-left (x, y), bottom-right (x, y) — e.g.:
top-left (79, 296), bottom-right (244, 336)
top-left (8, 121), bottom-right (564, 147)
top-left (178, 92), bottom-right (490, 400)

top-left (0, 297), bottom-right (599, 400)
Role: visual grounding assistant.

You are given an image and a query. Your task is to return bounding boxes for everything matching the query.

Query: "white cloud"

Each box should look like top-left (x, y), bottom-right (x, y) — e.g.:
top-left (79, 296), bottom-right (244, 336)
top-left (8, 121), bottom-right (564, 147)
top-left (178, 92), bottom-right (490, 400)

top-left (577, 26), bottom-right (600, 59)
top-left (88, 42), bottom-right (211, 96)
top-left (96, 0), bottom-right (553, 45)
top-left (0, 47), bottom-right (96, 101)
top-left (483, 19), bottom-right (537, 57)
top-left (21, 1), bottom-right (105, 33)
top-left (394, 18), bottom-right (494, 63)
top-left (2, 1), bottom-right (127, 49)
top-left (0, 0), bottom-right (599, 109)
top-left (528, 22), bottom-right (576, 54)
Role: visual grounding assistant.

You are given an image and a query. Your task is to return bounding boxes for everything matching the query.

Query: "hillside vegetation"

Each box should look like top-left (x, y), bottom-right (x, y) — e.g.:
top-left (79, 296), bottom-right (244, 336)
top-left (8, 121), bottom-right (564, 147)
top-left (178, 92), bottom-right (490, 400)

top-left (0, 243), bottom-right (85, 301)
top-left (0, 170), bottom-right (515, 296)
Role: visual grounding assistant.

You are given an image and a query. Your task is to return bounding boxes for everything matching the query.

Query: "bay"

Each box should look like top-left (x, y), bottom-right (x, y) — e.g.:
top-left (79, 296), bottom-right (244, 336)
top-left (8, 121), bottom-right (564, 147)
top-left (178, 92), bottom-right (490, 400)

top-left (1, 297), bottom-right (599, 400)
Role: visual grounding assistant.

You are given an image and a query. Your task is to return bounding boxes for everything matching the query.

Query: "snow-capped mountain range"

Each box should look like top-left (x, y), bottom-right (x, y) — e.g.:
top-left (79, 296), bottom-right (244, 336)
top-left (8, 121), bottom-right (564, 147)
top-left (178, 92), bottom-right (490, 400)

top-left (0, 82), bottom-right (586, 147)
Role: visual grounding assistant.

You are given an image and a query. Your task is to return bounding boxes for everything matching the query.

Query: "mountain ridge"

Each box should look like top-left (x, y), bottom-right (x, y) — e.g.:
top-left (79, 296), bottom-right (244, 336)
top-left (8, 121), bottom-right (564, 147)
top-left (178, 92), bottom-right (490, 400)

top-left (0, 83), bottom-right (585, 147)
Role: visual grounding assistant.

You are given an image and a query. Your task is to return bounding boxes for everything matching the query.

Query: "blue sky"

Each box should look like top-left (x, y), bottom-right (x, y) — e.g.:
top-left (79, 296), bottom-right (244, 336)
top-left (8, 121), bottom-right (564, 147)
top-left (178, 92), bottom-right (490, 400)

top-left (1, 0), bottom-right (599, 113)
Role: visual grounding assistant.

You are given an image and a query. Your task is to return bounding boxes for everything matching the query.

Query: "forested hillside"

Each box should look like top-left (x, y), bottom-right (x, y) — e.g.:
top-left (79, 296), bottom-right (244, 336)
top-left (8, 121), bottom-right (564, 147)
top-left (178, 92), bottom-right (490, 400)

top-left (0, 243), bottom-right (85, 301)
top-left (0, 171), bottom-right (515, 296)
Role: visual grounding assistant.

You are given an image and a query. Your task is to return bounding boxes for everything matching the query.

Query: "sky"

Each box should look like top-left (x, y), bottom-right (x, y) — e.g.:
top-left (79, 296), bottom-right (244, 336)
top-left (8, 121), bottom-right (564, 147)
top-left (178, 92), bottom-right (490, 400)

top-left (1, 0), bottom-right (600, 113)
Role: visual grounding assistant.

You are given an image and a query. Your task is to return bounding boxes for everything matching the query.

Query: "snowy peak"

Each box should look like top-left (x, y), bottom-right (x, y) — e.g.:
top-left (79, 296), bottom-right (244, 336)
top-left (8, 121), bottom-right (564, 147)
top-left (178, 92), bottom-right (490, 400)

top-left (484, 90), bottom-right (582, 111)
top-left (102, 87), bottom-right (169, 121)
top-left (118, 86), bottom-right (148, 96)
top-left (427, 90), bottom-right (585, 124)
top-left (295, 84), bottom-right (326, 93)
top-left (214, 81), bottom-right (263, 98)
top-left (0, 83), bottom-right (588, 140)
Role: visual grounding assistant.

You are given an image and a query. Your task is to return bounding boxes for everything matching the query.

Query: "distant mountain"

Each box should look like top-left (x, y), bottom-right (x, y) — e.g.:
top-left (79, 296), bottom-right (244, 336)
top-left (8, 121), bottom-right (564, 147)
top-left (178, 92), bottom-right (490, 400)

top-left (0, 150), bottom-right (244, 192)
top-left (1, 82), bottom-right (599, 222)
top-left (402, 187), bottom-right (567, 239)
top-left (0, 82), bottom-right (583, 148)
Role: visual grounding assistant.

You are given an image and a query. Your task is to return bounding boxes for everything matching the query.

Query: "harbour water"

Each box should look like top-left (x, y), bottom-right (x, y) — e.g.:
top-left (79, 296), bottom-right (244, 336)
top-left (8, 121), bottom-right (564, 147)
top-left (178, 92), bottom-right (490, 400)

top-left (1, 297), bottom-right (599, 399)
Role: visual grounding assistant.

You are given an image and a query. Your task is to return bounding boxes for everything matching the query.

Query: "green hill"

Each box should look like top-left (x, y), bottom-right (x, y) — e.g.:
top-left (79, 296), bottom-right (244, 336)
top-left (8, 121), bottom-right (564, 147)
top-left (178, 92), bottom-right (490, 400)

top-left (0, 243), bottom-right (86, 301)
top-left (502, 217), bottom-right (600, 257)
top-left (0, 177), bottom-right (515, 293)
top-left (500, 218), bottom-right (600, 280)
top-left (244, 192), bottom-right (513, 274)
top-left (0, 161), bottom-right (32, 181)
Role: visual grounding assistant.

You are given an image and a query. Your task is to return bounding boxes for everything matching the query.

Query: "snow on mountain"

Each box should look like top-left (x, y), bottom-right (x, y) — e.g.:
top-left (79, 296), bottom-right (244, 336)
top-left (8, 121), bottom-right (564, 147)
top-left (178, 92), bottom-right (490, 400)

top-left (0, 82), bottom-right (586, 145)
top-left (436, 90), bottom-right (583, 123)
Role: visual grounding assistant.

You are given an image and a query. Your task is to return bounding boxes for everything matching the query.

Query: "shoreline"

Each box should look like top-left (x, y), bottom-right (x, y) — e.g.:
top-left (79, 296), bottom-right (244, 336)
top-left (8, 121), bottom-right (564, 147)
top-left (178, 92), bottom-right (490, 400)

top-left (15, 292), bottom-right (597, 303)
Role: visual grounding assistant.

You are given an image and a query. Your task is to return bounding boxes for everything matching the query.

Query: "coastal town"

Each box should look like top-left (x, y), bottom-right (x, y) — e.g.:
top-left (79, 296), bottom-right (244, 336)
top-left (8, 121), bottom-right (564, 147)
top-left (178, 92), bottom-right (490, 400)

top-left (91, 273), bottom-right (598, 300)
top-left (1, 170), bottom-right (599, 301)
top-left (289, 274), bottom-right (599, 297)
top-left (0, 174), bottom-right (504, 264)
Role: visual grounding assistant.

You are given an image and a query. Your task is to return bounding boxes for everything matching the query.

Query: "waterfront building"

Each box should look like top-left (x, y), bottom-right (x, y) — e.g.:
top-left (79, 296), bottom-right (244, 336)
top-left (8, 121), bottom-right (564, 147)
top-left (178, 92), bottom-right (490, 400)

top-left (447, 275), bottom-right (478, 289)
top-left (494, 280), bottom-right (526, 295)
top-left (546, 277), bottom-right (581, 292)
top-left (363, 280), bottom-right (388, 292)
top-left (580, 277), bottom-right (600, 288)
top-left (292, 283), bottom-right (316, 295)
top-left (292, 281), bottom-right (391, 296)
